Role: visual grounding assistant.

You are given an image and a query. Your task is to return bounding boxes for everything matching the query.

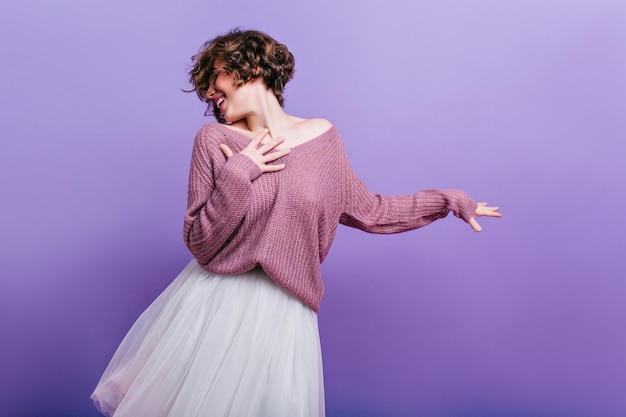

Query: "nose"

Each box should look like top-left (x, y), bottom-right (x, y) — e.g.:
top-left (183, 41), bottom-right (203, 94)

top-left (205, 88), bottom-right (215, 100)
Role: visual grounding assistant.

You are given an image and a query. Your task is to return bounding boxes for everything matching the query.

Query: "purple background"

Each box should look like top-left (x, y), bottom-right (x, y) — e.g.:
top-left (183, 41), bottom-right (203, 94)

top-left (1, 0), bottom-right (625, 416)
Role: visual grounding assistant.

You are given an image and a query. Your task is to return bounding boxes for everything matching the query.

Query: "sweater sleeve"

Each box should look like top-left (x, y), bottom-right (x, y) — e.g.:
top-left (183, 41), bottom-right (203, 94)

top-left (338, 139), bottom-right (477, 234)
top-left (183, 126), bottom-right (262, 265)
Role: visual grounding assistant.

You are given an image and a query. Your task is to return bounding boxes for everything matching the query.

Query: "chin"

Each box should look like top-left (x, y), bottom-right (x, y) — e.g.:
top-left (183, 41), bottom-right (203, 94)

top-left (223, 113), bottom-right (244, 124)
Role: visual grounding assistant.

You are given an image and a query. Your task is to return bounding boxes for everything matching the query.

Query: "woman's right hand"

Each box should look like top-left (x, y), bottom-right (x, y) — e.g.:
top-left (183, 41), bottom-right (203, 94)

top-left (219, 128), bottom-right (291, 172)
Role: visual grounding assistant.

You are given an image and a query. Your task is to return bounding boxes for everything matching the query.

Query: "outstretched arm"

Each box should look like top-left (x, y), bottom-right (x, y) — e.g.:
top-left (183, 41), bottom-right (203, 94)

top-left (337, 140), bottom-right (477, 232)
top-left (337, 135), bottom-right (501, 233)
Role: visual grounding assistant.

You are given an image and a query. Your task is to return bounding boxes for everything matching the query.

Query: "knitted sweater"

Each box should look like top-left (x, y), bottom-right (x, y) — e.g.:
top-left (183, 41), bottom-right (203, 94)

top-left (183, 122), bottom-right (477, 311)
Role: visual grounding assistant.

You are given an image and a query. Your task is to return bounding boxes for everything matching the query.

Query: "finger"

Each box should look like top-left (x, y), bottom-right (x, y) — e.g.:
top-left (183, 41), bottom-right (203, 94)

top-left (261, 163), bottom-right (286, 172)
top-left (219, 143), bottom-right (234, 158)
top-left (477, 206), bottom-right (502, 217)
top-left (486, 207), bottom-right (502, 217)
top-left (257, 136), bottom-right (286, 154)
top-left (475, 203), bottom-right (502, 214)
top-left (469, 217), bottom-right (482, 232)
top-left (248, 128), bottom-right (269, 149)
top-left (261, 148), bottom-right (291, 162)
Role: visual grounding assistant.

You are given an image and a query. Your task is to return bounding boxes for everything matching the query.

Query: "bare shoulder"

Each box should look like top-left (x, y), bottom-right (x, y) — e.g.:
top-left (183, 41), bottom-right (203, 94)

top-left (303, 118), bottom-right (333, 133)
top-left (293, 118), bottom-right (333, 140)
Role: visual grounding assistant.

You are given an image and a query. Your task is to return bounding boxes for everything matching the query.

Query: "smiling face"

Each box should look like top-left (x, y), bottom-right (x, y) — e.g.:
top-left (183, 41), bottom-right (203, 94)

top-left (205, 64), bottom-right (261, 123)
top-left (188, 29), bottom-right (296, 123)
top-left (205, 65), bottom-right (233, 118)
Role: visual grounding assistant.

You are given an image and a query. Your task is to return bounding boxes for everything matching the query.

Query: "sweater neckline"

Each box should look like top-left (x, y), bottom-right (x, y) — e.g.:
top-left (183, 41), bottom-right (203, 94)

top-left (211, 122), bottom-right (336, 160)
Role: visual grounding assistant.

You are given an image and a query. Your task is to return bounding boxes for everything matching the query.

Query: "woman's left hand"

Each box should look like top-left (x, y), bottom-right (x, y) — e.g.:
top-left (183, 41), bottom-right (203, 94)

top-left (468, 203), bottom-right (502, 232)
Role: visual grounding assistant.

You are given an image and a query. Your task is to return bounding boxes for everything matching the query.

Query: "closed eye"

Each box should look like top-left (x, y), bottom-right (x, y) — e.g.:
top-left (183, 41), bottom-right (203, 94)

top-left (210, 68), bottom-right (225, 86)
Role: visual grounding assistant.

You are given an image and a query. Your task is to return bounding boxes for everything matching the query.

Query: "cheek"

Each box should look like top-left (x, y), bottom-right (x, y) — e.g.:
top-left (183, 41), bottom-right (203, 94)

top-left (220, 73), bottom-right (238, 89)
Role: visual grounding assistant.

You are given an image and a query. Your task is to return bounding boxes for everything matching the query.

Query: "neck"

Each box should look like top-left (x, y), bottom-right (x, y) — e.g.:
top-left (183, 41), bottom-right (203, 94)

top-left (245, 109), bottom-right (295, 139)
top-left (236, 80), bottom-right (297, 138)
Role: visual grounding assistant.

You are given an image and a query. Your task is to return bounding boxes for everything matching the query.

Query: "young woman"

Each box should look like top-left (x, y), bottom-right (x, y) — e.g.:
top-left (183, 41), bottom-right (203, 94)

top-left (91, 29), bottom-right (501, 417)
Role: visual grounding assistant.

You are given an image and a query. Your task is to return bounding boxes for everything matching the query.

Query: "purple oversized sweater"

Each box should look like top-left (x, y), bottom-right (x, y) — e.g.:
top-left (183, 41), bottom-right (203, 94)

top-left (183, 122), bottom-right (477, 311)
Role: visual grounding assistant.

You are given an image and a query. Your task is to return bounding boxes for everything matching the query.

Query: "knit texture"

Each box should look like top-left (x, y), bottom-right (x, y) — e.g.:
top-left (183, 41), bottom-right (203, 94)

top-left (184, 122), bottom-right (477, 311)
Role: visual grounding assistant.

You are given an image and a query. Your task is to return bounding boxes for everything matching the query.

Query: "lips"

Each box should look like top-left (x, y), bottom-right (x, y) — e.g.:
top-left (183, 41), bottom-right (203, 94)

top-left (213, 95), bottom-right (225, 112)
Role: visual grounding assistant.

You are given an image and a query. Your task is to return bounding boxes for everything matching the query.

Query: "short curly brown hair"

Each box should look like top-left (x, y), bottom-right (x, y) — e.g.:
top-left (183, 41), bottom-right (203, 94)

top-left (187, 29), bottom-right (295, 123)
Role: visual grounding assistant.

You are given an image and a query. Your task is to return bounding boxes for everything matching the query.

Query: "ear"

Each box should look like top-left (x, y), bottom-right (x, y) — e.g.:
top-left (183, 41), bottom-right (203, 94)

top-left (248, 74), bottom-right (267, 87)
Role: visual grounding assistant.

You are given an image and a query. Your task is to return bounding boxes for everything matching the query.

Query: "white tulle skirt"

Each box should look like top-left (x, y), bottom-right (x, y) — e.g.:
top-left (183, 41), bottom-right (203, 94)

top-left (91, 260), bottom-right (325, 417)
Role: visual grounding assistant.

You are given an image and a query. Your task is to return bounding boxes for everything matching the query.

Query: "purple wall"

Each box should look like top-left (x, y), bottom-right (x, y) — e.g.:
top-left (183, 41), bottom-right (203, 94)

top-left (1, 1), bottom-right (624, 416)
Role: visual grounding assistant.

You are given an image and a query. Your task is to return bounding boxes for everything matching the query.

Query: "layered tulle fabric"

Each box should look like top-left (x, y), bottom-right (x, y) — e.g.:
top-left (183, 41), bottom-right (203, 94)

top-left (91, 260), bottom-right (325, 417)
